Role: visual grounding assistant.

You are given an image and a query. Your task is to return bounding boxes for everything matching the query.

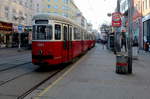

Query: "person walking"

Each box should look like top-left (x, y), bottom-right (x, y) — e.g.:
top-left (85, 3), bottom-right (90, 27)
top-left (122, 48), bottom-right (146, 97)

top-left (144, 41), bottom-right (149, 52)
top-left (102, 39), bottom-right (107, 49)
top-left (121, 32), bottom-right (127, 52)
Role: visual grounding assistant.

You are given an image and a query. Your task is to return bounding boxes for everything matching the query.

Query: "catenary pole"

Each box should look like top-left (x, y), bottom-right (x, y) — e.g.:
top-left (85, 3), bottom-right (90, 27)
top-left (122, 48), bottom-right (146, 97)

top-left (128, 0), bottom-right (133, 74)
top-left (115, 0), bottom-right (121, 52)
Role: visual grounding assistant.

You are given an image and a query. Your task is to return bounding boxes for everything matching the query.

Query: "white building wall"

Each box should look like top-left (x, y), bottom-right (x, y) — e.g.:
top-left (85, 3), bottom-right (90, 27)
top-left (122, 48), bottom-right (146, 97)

top-left (0, 0), bottom-right (39, 26)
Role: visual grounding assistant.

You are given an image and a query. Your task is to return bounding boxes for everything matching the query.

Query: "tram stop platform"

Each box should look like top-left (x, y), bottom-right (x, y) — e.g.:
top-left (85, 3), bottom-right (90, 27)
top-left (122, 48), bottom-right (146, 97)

top-left (32, 44), bottom-right (150, 99)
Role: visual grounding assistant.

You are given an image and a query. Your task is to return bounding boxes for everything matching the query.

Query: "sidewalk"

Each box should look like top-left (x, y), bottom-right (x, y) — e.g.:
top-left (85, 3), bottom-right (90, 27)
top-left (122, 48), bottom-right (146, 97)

top-left (32, 44), bottom-right (150, 99)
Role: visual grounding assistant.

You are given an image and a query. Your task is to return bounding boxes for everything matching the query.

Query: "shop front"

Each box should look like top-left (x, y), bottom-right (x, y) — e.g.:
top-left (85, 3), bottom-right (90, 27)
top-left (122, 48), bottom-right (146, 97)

top-left (143, 14), bottom-right (150, 51)
top-left (12, 25), bottom-right (31, 48)
top-left (0, 21), bottom-right (13, 48)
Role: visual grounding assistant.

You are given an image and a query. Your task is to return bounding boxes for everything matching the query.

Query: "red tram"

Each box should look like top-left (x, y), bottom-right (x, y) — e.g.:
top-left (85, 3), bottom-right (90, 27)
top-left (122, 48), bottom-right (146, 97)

top-left (32, 14), bottom-right (96, 66)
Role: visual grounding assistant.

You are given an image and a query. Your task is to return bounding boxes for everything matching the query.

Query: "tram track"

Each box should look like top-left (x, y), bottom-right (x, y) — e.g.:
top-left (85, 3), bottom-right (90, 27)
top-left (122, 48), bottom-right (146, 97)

top-left (0, 62), bottom-right (32, 72)
top-left (0, 63), bottom-right (34, 86)
top-left (0, 62), bottom-right (68, 99)
top-left (0, 53), bottom-right (83, 99)
top-left (17, 69), bottom-right (61, 99)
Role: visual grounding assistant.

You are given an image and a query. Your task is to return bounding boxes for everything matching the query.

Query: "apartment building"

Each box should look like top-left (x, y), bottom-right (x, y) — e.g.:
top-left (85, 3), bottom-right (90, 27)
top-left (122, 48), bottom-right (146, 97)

top-left (0, 0), bottom-right (36, 48)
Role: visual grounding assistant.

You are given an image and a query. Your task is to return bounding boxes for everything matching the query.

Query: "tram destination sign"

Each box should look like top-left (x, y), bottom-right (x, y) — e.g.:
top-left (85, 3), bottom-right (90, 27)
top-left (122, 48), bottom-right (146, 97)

top-left (112, 12), bottom-right (122, 27)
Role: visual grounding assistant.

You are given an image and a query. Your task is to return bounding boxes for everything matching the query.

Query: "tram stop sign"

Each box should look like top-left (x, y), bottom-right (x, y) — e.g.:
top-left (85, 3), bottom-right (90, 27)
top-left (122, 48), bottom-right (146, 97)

top-left (18, 25), bottom-right (23, 33)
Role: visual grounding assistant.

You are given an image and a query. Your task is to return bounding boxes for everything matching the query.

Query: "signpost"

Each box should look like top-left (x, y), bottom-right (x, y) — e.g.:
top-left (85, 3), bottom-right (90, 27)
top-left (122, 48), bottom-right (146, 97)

top-left (18, 25), bottom-right (23, 51)
top-left (18, 25), bottom-right (23, 33)
top-left (112, 12), bottom-right (122, 52)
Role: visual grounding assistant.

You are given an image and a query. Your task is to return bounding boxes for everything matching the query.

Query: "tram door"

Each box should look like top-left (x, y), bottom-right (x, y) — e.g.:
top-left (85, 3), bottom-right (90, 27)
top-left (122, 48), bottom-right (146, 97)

top-left (63, 24), bottom-right (73, 62)
top-left (68, 26), bottom-right (73, 60)
top-left (81, 31), bottom-right (84, 52)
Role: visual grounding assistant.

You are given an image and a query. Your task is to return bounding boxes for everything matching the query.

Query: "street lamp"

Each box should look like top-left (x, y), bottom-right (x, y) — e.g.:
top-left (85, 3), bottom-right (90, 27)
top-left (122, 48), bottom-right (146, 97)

top-left (13, 16), bottom-right (25, 52)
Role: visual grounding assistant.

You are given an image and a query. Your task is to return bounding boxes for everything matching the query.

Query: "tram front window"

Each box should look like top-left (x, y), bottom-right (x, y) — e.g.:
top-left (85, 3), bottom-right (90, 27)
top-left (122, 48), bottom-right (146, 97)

top-left (33, 25), bottom-right (53, 40)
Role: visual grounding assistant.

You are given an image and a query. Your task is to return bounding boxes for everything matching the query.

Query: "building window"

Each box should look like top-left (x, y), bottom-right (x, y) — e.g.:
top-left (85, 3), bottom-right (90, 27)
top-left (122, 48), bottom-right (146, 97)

top-left (62, 13), bottom-right (68, 17)
top-left (12, 9), bottom-right (16, 21)
top-left (62, 0), bottom-right (68, 4)
top-left (54, 5), bottom-right (58, 9)
top-left (53, 12), bottom-right (58, 15)
top-left (62, 6), bottom-right (68, 10)
top-left (149, 0), bottom-right (150, 8)
top-left (19, 11), bottom-right (23, 17)
top-left (19, 1), bottom-right (22, 5)
top-left (48, 5), bottom-right (51, 8)
top-left (37, 4), bottom-right (40, 12)
top-left (25, 1), bottom-right (28, 7)
top-left (146, 0), bottom-right (147, 9)
top-left (5, 7), bottom-right (9, 20)
top-left (143, 1), bottom-right (144, 10)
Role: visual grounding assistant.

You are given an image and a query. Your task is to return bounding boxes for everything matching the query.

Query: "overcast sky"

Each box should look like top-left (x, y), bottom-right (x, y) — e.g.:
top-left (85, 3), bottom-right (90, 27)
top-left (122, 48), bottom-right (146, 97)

top-left (74, 0), bottom-right (117, 30)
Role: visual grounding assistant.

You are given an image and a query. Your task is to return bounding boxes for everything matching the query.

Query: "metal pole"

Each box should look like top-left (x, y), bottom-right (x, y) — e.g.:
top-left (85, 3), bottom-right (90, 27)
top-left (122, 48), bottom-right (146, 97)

top-left (115, 0), bottom-right (121, 52)
top-left (128, 0), bottom-right (133, 74)
top-left (18, 18), bottom-right (22, 52)
top-left (18, 33), bottom-right (21, 51)
top-left (18, 31), bottom-right (22, 52)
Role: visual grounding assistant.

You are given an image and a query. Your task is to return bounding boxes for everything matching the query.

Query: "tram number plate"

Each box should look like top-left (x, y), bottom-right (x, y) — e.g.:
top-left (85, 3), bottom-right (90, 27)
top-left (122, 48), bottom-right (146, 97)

top-left (37, 43), bottom-right (44, 47)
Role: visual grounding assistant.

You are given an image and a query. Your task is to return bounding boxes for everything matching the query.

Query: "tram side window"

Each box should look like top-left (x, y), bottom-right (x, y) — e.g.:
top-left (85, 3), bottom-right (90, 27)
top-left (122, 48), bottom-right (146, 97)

top-left (81, 31), bottom-right (84, 40)
top-left (74, 28), bottom-right (81, 40)
top-left (55, 24), bottom-right (61, 40)
top-left (84, 33), bottom-right (88, 40)
top-left (69, 27), bottom-right (72, 40)
top-left (74, 27), bottom-right (77, 40)
top-left (47, 25), bottom-right (53, 40)
top-left (77, 29), bottom-right (81, 40)
top-left (63, 26), bottom-right (67, 41)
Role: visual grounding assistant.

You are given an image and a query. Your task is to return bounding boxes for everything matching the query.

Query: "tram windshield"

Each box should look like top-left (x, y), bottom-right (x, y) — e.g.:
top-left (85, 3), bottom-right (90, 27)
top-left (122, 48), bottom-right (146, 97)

top-left (33, 25), bottom-right (53, 40)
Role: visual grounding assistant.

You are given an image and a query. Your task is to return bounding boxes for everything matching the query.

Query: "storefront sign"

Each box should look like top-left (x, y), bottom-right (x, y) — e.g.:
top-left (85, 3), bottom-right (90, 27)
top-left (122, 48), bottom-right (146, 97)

top-left (0, 22), bottom-right (12, 31)
top-left (112, 12), bottom-right (122, 27)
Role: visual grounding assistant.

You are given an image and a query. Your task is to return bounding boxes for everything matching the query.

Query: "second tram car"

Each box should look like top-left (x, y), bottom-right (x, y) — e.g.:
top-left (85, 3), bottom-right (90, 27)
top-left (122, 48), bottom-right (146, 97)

top-left (32, 14), bottom-right (95, 66)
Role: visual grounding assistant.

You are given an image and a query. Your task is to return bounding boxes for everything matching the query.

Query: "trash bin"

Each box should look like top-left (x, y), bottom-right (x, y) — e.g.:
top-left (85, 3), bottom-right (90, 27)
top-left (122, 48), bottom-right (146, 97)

top-left (116, 52), bottom-right (128, 74)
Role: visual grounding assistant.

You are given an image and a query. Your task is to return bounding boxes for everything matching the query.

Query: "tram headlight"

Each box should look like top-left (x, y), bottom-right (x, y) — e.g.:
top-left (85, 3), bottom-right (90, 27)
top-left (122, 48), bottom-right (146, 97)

top-left (38, 50), bottom-right (43, 55)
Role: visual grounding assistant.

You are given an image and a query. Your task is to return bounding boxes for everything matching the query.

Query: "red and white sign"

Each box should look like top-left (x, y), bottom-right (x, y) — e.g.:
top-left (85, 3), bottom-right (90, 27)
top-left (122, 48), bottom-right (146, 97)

top-left (112, 12), bottom-right (122, 27)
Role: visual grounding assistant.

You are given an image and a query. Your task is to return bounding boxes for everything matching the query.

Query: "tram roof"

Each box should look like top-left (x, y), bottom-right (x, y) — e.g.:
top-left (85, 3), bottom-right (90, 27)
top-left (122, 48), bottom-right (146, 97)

top-left (32, 13), bottom-right (85, 30)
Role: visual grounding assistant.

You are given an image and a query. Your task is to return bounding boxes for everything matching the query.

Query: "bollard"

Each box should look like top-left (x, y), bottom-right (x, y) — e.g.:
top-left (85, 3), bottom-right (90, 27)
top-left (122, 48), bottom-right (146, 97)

top-left (116, 52), bottom-right (128, 74)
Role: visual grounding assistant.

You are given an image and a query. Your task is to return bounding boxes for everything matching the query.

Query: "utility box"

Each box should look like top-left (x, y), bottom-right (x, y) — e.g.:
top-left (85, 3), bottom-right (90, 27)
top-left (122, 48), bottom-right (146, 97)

top-left (116, 52), bottom-right (128, 74)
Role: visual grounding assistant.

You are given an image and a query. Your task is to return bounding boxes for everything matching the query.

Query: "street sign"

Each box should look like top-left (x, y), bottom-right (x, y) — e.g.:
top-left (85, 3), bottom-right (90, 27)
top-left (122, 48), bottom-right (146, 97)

top-left (18, 25), bottom-right (23, 33)
top-left (112, 12), bottom-right (122, 27)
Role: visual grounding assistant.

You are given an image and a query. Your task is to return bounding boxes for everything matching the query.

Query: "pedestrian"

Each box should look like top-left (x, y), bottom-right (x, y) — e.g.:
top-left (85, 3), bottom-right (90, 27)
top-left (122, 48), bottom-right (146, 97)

top-left (121, 32), bottom-right (127, 52)
top-left (102, 39), bottom-right (107, 49)
top-left (144, 41), bottom-right (149, 52)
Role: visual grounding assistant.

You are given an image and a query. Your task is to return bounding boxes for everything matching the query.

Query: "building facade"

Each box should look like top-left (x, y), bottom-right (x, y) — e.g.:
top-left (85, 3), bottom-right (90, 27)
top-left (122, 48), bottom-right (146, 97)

top-left (0, 0), bottom-right (40, 48)
top-left (40, 0), bottom-right (88, 27)
top-left (119, 0), bottom-right (143, 48)
top-left (0, 0), bottom-right (91, 48)
top-left (41, 0), bottom-right (80, 19)
top-left (142, 0), bottom-right (150, 47)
